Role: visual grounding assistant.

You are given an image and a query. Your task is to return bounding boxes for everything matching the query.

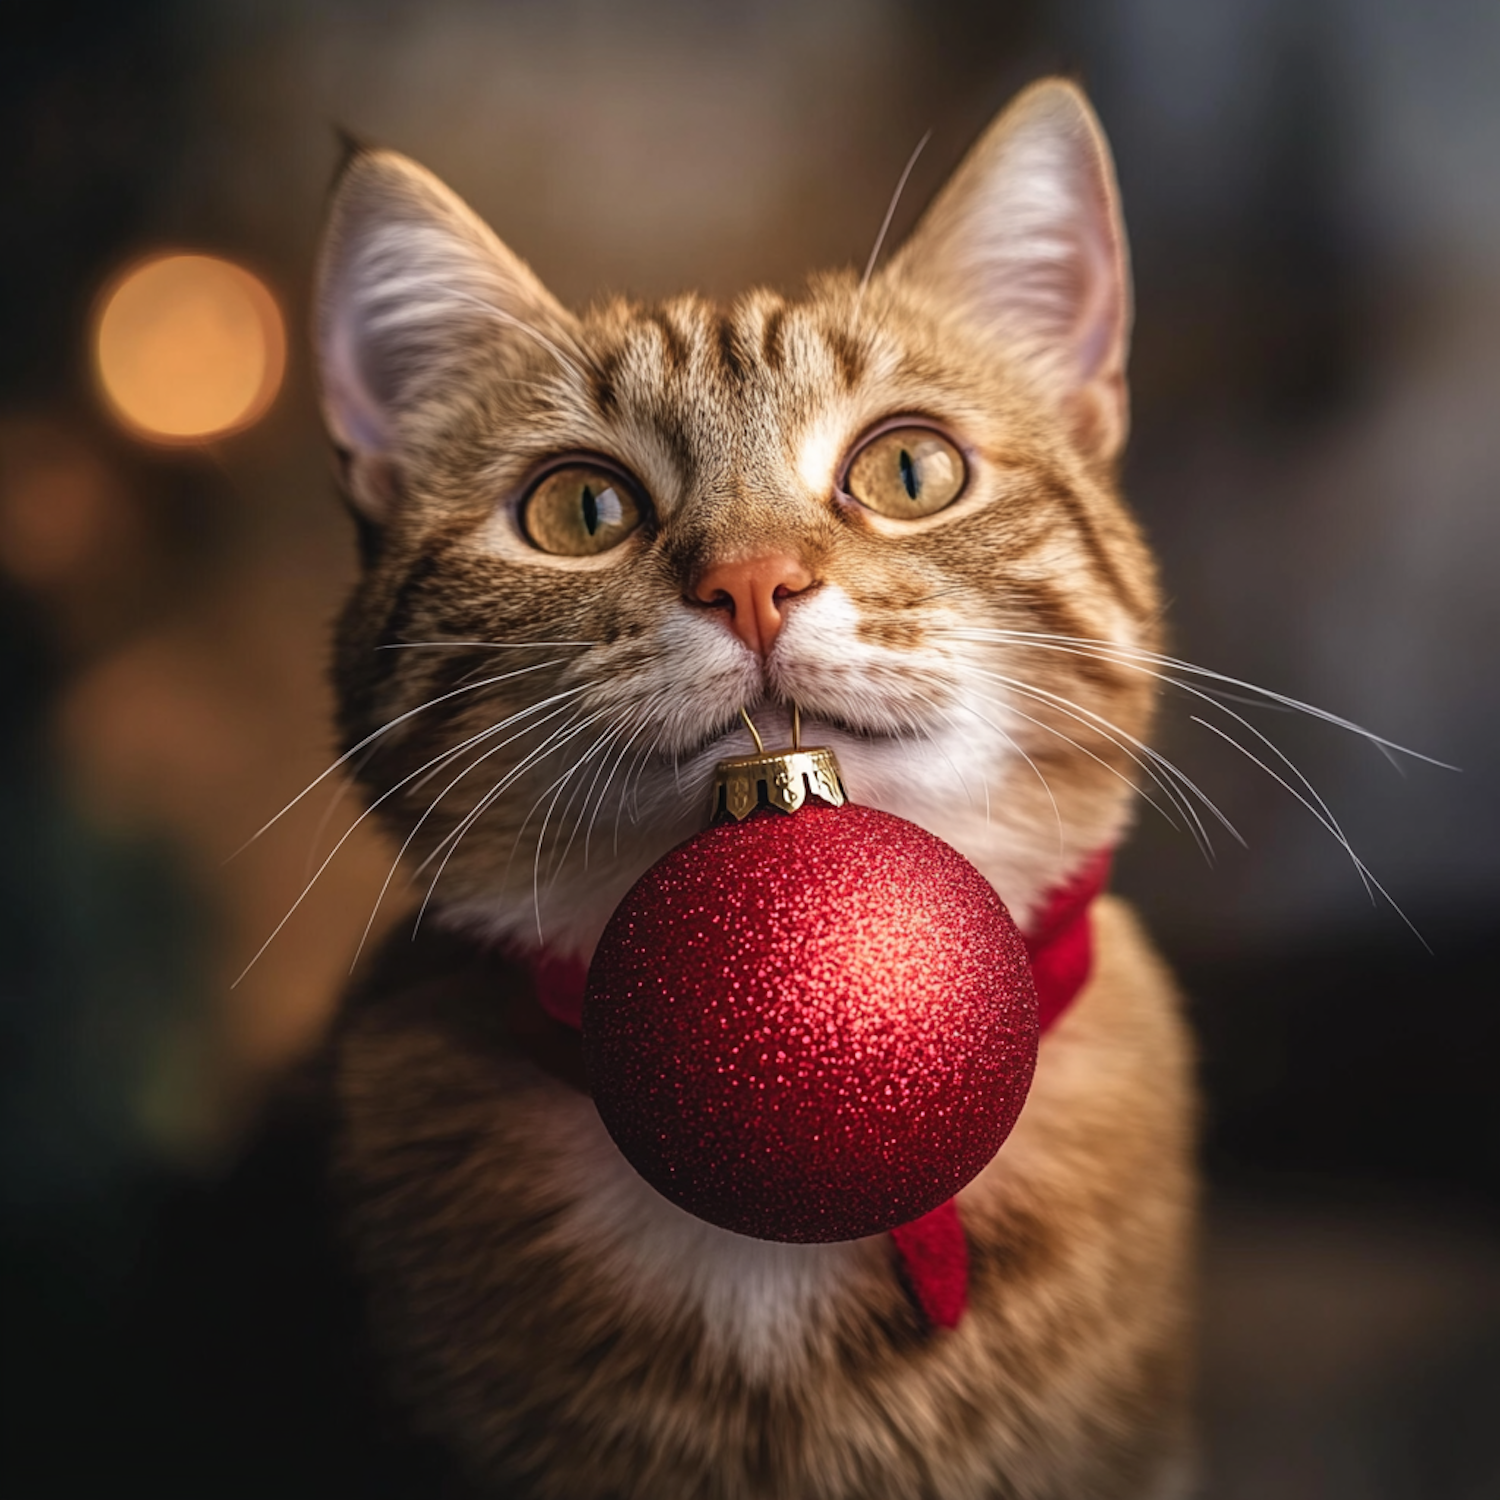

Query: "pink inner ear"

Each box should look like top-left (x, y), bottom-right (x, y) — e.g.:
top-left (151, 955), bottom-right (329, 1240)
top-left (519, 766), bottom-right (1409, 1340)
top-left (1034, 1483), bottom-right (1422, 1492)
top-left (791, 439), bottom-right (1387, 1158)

top-left (323, 294), bottom-right (393, 457)
top-left (1027, 165), bottom-right (1131, 459)
top-left (1070, 205), bottom-right (1127, 384)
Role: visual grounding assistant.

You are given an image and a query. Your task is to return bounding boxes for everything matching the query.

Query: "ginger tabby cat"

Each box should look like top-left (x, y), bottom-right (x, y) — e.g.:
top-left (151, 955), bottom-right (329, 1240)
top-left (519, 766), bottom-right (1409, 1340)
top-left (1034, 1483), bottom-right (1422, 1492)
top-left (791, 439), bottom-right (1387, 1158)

top-left (313, 77), bottom-right (1196, 1499)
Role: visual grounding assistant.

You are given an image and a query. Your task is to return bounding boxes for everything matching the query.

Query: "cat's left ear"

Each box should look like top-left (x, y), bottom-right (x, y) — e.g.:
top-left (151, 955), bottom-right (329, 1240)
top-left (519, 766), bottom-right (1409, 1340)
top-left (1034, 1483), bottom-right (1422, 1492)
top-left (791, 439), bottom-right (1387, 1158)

top-left (885, 79), bottom-right (1131, 465)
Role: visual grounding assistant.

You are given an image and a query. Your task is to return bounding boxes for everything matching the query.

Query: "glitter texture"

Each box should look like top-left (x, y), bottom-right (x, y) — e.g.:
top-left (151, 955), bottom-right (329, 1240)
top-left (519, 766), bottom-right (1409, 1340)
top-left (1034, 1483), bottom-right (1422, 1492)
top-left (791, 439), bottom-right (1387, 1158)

top-left (582, 802), bottom-right (1039, 1244)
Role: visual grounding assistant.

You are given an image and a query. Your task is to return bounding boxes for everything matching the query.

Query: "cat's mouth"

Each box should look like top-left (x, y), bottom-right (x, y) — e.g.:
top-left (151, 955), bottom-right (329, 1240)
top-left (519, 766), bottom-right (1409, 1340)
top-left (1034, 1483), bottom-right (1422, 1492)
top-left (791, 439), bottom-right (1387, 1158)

top-left (675, 699), bottom-right (918, 764)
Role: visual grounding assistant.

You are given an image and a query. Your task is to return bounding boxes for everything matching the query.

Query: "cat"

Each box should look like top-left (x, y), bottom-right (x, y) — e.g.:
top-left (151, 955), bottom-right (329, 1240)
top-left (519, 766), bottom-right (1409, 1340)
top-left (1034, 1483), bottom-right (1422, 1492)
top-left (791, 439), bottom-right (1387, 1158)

top-left (312, 77), bottom-right (1197, 1499)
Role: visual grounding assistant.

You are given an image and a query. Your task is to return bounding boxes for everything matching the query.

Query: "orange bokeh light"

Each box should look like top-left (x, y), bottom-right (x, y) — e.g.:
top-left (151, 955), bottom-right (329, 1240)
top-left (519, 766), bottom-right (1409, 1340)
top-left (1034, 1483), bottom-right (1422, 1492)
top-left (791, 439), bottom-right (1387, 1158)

top-left (93, 253), bottom-right (286, 444)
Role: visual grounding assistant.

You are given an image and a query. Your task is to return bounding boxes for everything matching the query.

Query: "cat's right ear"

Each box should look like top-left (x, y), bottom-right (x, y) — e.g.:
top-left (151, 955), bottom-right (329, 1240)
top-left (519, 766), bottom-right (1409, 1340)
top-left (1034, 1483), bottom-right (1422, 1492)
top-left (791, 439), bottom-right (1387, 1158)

top-left (315, 145), bottom-right (575, 521)
top-left (884, 80), bottom-right (1131, 466)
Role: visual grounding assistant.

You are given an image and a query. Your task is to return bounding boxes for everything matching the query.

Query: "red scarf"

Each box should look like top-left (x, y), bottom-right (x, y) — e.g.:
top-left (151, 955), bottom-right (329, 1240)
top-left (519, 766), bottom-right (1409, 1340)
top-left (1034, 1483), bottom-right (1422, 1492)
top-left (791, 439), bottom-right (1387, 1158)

top-left (525, 850), bottom-right (1112, 1331)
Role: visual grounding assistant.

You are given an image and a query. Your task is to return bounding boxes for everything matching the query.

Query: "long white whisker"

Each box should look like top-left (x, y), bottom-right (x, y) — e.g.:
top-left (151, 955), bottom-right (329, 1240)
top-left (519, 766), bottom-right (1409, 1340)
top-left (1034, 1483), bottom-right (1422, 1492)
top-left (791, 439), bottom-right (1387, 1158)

top-left (412, 707), bottom-right (611, 934)
top-left (966, 629), bottom-right (1374, 894)
top-left (850, 128), bottom-right (932, 333)
top-left (377, 639), bottom-right (595, 651)
top-left (950, 628), bottom-right (1455, 770)
top-left (909, 702), bottom-right (996, 828)
top-left (964, 653), bottom-right (1233, 847)
top-left (529, 729), bottom-right (620, 940)
top-left (1161, 672), bottom-right (1377, 903)
top-left (621, 720), bottom-right (672, 836)
top-left (540, 722), bottom-right (623, 886)
top-left (227, 657), bottom-right (573, 859)
top-left (972, 667), bottom-right (1238, 856)
top-left (927, 689), bottom-right (1063, 850)
top-left (550, 716), bottom-right (637, 883)
top-left (950, 626), bottom-right (1439, 929)
top-left (1191, 717), bottom-right (1429, 950)
top-left (414, 706), bottom-right (599, 881)
top-left (965, 681), bottom-right (1197, 851)
top-left (951, 699), bottom-right (1064, 847)
top-left (231, 684), bottom-right (582, 988)
top-left (301, 744), bottom-right (376, 883)
top-left (614, 736), bottom-right (659, 851)
top-left (403, 686), bottom-right (592, 804)
top-left (347, 689), bottom-right (592, 970)
top-left (430, 709), bottom-right (616, 941)
top-left (582, 716), bottom-right (653, 868)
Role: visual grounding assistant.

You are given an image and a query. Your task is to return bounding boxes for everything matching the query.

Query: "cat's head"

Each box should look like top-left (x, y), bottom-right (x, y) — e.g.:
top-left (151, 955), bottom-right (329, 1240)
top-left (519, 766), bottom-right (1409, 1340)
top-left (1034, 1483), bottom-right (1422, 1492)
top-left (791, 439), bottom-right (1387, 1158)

top-left (314, 78), bottom-right (1160, 958)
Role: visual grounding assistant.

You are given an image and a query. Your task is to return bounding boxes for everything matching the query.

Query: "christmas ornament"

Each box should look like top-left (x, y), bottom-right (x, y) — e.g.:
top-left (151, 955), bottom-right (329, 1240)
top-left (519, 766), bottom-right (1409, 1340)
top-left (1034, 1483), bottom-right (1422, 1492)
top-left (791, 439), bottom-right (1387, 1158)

top-left (582, 710), bottom-right (1041, 1245)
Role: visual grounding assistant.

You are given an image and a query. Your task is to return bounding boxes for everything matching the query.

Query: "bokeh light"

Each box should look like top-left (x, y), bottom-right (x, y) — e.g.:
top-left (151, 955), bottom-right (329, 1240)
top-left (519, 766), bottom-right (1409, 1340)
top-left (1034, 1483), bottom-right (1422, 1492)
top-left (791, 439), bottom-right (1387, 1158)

top-left (93, 253), bottom-right (285, 444)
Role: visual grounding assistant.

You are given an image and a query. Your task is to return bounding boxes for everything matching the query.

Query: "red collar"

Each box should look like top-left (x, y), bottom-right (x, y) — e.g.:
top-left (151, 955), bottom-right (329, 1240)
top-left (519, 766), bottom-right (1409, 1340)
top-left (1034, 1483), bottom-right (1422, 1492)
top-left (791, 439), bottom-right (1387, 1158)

top-left (523, 849), bottom-right (1111, 1331)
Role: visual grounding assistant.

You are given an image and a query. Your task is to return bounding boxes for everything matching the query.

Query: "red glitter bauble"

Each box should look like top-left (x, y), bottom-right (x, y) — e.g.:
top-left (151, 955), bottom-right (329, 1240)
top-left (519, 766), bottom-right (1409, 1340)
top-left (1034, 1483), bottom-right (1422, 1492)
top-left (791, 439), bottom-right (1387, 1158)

top-left (582, 801), bottom-right (1039, 1244)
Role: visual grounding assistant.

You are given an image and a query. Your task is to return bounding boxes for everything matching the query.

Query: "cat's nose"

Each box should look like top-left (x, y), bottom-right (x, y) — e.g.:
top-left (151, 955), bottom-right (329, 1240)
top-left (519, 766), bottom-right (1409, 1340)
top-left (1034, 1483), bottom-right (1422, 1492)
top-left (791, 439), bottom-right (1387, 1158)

top-left (692, 553), bottom-right (817, 657)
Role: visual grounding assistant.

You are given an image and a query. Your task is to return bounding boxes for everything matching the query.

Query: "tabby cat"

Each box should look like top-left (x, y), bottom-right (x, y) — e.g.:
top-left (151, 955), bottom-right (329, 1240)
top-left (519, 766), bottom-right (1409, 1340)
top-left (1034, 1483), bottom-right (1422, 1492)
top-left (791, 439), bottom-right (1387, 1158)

top-left (313, 78), bottom-right (1196, 1499)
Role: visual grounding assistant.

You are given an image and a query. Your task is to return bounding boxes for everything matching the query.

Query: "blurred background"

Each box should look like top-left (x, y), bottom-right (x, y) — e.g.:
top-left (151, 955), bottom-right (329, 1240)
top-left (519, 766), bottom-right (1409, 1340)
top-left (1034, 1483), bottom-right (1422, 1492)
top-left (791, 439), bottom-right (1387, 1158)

top-left (2, 1), bottom-right (1496, 1495)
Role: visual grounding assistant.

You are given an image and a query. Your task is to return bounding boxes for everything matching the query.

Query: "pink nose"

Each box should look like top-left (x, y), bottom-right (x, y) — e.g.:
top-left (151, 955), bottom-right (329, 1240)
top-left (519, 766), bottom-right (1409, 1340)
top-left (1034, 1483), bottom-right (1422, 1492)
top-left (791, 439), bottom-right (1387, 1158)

top-left (693, 553), bottom-right (817, 657)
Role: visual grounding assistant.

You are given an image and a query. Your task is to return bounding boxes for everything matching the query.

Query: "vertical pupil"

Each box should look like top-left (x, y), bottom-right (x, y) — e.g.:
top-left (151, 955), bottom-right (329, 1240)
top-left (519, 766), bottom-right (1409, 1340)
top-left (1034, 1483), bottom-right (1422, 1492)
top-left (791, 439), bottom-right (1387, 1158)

top-left (581, 483), bottom-right (599, 535)
top-left (898, 448), bottom-right (919, 500)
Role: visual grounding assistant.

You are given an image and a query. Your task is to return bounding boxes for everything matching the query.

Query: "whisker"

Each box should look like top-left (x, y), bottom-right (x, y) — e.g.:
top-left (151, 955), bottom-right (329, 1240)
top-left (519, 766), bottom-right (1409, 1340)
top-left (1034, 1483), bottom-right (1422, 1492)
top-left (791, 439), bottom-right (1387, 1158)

top-left (550, 715), bottom-right (640, 883)
top-left (623, 718), bottom-right (676, 835)
top-left (586, 709), bottom-right (662, 867)
top-left (946, 624), bottom-right (1442, 931)
top-left (956, 627), bottom-right (1407, 888)
top-left (528, 728), bottom-right (621, 939)
top-left (977, 632), bottom-right (1373, 895)
top-left (412, 707), bottom-right (612, 934)
top-left (949, 628), bottom-right (1455, 769)
top-left (439, 710), bottom-right (617, 938)
top-left (850, 128), bottom-right (932, 334)
top-left (540, 722), bottom-right (624, 886)
top-left (1191, 717), bottom-right (1429, 950)
top-left (231, 685), bottom-right (584, 988)
top-left (413, 706), bottom-right (597, 881)
top-left (377, 639), bottom-right (595, 651)
top-left (347, 689), bottom-right (592, 970)
top-left (971, 667), bottom-right (1239, 857)
top-left (909, 700), bottom-right (996, 829)
top-left (966, 680), bottom-right (1198, 851)
top-left (939, 695), bottom-right (1064, 850)
top-left (226, 657), bottom-right (574, 860)
top-left (1158, 671), bottom-right (1377, 903)
top-left (615, 737), bottom-right (658, 849)
top-left (1184, 686), bottom-right (1297, 713)
top-left (902, 683), bottom-right (1052, 839)
top-left (301, 742), bottom-right (377, 883)
top-left (924, 720), bottom-right (978, 808)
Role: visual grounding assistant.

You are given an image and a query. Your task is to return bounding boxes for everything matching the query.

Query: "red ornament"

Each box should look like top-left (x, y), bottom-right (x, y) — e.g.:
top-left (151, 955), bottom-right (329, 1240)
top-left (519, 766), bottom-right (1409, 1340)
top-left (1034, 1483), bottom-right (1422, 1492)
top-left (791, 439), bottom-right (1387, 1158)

top-left (583, 742), bottom-right (1039, 1244)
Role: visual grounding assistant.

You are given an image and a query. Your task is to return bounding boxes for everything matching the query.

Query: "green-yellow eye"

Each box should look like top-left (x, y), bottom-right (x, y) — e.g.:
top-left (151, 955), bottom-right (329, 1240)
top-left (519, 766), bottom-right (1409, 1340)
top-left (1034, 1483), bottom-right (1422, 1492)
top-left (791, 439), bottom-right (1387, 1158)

top-left (845, 427), bottom-right (966, 519)
top-left (522, 464), bottom-right (644, 556)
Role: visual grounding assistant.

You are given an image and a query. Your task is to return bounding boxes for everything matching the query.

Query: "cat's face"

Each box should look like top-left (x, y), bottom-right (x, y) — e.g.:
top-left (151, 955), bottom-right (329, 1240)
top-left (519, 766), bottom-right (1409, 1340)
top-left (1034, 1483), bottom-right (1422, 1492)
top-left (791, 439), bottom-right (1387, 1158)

top-left (316, 80), bottom-right (1160, 957)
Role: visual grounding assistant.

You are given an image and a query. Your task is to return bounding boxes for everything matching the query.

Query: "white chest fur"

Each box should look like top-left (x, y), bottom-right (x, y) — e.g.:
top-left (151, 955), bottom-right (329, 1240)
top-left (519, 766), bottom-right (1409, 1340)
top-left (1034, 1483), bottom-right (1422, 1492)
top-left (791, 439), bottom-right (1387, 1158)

top-left (539, 1086), bottom-right (878, 1377)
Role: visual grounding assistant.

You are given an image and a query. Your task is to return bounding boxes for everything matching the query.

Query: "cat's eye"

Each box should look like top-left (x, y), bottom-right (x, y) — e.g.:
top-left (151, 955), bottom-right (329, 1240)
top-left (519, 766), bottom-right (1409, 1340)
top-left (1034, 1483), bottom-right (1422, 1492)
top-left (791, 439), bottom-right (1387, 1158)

top-left (522, 464), bottom-right (644, 556)
top-left (844, 426), bottom-right (966, 520)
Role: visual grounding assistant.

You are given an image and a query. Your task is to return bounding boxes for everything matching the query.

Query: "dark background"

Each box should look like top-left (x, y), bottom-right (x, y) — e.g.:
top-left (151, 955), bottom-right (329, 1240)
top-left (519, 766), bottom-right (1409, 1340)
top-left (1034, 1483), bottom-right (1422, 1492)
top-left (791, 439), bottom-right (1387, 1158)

top-left (3, 2), bottom-right (1497, 1496)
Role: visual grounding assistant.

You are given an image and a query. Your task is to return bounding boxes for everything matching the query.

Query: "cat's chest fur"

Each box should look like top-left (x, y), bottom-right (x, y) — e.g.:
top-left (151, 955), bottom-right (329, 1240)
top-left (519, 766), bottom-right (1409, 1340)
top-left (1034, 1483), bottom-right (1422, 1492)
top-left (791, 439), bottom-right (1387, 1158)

top-left (334, 896), bottom-right (1194, 1499)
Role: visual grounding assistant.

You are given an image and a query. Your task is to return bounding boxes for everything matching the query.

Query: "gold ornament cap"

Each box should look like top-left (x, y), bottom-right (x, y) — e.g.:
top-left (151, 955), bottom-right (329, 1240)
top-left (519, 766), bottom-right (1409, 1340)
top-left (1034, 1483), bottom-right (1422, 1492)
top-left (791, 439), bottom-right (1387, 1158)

top-left (710, 706), bottom-right (849, 822)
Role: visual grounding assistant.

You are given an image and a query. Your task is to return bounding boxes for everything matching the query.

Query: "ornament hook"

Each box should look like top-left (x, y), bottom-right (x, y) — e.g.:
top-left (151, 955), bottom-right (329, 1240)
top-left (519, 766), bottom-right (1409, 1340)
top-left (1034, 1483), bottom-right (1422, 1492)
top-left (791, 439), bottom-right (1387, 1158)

top-left (712, 703), bottom-right (848, 821)
top-left (739, 706), bottom-right (766, 754)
